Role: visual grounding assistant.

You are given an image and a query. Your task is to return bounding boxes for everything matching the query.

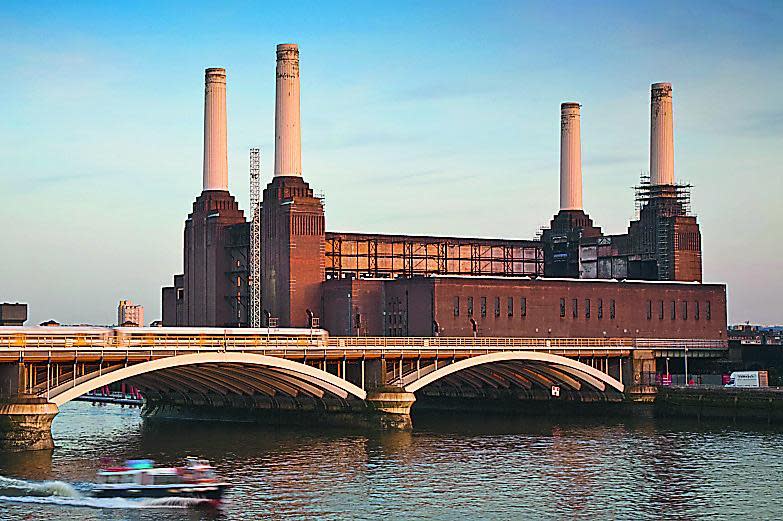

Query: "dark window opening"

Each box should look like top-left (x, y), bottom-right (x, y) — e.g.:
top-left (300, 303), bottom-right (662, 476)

top-left (597, 299), bottom-right (603, 319)
top-left (481, 297), bottom-right (487, 318)
top-left (507, 297), bottom-right (514, 317)
top-left (521, 297), bottom-right (527, 317)
top-left (610, 299), bottom-right (616, 320)
top-left (671, 301), bottom-right (676, 320)
top-left (659, 301), bottom-right (664, 320)
top-left (682, 301), bottom-right (688, 320)
top-left (706, 301), bottom-right (711, 320)
top-left (572, 299), bottom-right (578, 318)
top-left (695, 301), bottom-right (700, 320)
top-left (453, 296), bottom-right (460, 317)
top-left (646, 300), bottom-right (652, 320)
top-left (467, 297), bottom-right (473, 317)
top-left (494, 297), bottom-right (501, 318)
top-left (585, 299), bottom-right (591, 319)
top-left (560, 298), bottom-right (566, 318)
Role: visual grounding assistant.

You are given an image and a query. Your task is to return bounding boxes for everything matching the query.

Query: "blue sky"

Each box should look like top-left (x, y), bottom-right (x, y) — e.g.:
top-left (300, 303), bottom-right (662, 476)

top-left (1, 0), bottom-right (781, 325)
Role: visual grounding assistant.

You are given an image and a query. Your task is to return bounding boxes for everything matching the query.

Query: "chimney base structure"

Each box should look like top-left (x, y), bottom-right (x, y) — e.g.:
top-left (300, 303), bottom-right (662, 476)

top-left (261, 176), bottom-right (325, 327)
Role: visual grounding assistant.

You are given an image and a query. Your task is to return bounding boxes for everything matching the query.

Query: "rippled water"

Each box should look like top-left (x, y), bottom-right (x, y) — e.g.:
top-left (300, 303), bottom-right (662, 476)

top-left (0, 402), bottom-right (781, 520)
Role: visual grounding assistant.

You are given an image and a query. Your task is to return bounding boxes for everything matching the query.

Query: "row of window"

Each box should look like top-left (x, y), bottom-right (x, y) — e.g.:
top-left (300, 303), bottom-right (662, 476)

top-left (646, 300), bottom-right (712, 321)
top-left (451, 296), bottom-right (619, 320)
top-left (453, 296), bottom-right (528, 319)
top-left (559, 298), bottom-right (615, 320)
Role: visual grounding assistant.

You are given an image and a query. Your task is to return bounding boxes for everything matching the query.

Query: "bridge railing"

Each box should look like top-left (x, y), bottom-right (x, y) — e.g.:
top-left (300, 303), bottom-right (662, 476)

top-left (0, 330), bottom-right (727, 352)
top-left (329, 337), bottom-right (726, 350)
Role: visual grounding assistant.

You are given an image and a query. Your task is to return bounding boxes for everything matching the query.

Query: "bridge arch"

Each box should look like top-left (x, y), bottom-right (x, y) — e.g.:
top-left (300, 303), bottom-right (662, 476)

top-left (48, 352), bottom-right (367, 406)
top-left (404, 351), bottom-right (624, 394)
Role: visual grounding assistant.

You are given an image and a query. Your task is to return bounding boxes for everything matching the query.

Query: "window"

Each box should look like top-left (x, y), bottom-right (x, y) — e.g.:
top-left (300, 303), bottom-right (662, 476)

top-left (560, 298), bottom-right (566, 317)
top-left (706, 300), bottom-right (711, 320)
top-left (671, 301), bottom-right (676, 320)
top-left (467, 297), bottom-right (474, 317)
top-left (695, 301), bottom-right (700, 320)
top-left (453, 296), bottom-right (460, 317)
top-left (494, 297), bottom-right (501, 318)
top-left (572, 299), bottom-right (578, 318)
top-left (480, 297), bottom-right (487, 318)
top-left (610, 299), bottom-right (616, 319)
top-left (521, 297), bottom-right (527, 317)
top-left (682, 301), bottom-right (688, 320)
top-left (597, 299), bottom-right (603, 319)
top-left (507, 297), bottom-right (514, 317)
top-left (646, 300), bottom-right (652, 320)
top-left (585, 299), bottom-right (591, 319)
top-left (659, 300), bottom-right (664, 320)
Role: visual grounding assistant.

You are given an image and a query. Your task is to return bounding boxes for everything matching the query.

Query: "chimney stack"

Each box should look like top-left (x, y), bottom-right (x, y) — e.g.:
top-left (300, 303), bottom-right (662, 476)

top-left (650, 82), bottom-right (674, 186)
top-left (559, 102), bottom-right (583, 211)
top-left (274, 43), bottom-right (302, 177)
top-left (202, 68), bottom-right (228, 191)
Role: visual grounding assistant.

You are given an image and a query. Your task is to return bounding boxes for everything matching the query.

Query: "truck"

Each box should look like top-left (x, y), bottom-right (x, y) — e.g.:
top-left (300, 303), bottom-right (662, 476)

top-left (724, 371), bottom-right (769, 388)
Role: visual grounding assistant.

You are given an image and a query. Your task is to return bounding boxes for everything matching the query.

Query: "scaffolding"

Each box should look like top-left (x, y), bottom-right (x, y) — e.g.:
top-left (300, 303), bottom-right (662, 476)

top-left (249, 148), bottom-right (261, 328)
top-left (634, 173), bottom-right (692, 218)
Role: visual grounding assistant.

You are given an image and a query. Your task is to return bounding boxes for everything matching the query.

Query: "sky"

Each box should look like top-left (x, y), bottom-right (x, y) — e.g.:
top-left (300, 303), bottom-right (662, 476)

top-left (1, 0), bottom-right (781, 326)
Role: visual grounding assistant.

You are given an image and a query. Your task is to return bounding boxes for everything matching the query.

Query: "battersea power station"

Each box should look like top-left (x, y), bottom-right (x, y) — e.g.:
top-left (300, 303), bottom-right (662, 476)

top-left (161, 43), bottom-right (726, 342)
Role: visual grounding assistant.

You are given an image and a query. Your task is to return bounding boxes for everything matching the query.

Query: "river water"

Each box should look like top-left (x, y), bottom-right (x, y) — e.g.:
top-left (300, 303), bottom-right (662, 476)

top-left (0, 401), bottom-right (781, 520)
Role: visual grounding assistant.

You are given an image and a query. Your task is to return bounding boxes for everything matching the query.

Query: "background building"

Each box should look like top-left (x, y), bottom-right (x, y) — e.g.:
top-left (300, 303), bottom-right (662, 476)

top-left (118, 300), bottom-right (144, 327)
top-left (0, 303), bottom-right (27, 326)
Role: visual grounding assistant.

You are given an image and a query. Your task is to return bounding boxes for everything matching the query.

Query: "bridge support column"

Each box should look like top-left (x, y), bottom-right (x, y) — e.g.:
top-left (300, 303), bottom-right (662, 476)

top-left (0, 398), bottom-right (59, 452)
top-left (628, 350), bottom-right (657, 402)
top-left (365, 389), bottom-right (416, 430)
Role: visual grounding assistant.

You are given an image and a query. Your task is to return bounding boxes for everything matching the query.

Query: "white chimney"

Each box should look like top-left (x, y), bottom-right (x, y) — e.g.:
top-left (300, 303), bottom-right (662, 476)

top-left (559, 102), bottom-right (583, 211)
top-left (274, 43), bottom-right (302, 177)
top-left (650, 82), bottom-right (674, 186)
top-left (202, 68), bottom-right (228, 191)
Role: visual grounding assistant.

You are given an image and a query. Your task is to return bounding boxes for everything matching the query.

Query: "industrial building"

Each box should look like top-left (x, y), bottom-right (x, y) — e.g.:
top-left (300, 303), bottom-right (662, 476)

top-left (162, 44), bottom-right (724, 340)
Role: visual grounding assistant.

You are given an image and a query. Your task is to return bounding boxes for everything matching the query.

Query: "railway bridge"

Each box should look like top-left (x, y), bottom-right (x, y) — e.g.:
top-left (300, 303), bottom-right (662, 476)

top-left (0, 327), bottom-right (726, 451)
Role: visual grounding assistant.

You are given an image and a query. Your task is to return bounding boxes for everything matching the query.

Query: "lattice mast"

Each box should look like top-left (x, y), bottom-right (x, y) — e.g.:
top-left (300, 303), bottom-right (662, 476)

top-left (249, 148), bottom-right (261, 328)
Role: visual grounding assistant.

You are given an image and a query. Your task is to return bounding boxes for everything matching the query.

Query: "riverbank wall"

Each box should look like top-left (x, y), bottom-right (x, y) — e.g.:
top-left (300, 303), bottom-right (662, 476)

top-left (655, 386), bottom-right (783, 423)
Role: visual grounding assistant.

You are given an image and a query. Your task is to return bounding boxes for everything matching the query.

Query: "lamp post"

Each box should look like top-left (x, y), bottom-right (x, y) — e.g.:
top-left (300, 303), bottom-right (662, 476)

top-left (684, 346), bottom-right (689, 386)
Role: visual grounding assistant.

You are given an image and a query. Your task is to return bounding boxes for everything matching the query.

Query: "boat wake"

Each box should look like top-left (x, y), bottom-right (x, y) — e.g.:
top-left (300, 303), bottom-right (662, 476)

top-left (0, 476), bottom-right (214, 509)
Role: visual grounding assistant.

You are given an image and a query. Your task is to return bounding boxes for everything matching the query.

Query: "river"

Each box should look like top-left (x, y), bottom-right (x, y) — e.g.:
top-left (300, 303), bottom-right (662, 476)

top-left (0, 401), bottom-right (781, 520)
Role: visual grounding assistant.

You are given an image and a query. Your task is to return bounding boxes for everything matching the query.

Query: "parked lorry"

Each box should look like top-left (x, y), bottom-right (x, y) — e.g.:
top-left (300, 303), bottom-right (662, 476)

top-left (724, 371), bottom-right (769, 388)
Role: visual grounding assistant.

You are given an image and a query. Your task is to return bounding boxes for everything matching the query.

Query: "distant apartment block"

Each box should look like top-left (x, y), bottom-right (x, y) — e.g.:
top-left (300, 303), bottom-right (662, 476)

top-left (118, 300), bottom-right (144, 327)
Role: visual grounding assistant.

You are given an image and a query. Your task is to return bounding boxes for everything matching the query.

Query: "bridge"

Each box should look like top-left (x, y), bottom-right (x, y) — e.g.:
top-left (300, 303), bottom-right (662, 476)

top-left (0, 327), bottom-right (726, 451)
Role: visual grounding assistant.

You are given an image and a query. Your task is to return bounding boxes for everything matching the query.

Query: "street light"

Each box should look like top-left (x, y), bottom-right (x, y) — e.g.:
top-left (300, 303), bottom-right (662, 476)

top-left (684, 346), bottom-right (689, 386)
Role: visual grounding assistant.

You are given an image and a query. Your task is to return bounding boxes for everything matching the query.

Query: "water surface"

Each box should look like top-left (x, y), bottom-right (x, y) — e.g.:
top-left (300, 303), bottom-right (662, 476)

top-left (0, 402), bottom-right (781, 520)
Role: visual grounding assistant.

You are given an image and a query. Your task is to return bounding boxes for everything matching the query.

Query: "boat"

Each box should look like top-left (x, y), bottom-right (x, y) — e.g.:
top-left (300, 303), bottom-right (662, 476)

top-left (92, 457), bottom-right (229, 505)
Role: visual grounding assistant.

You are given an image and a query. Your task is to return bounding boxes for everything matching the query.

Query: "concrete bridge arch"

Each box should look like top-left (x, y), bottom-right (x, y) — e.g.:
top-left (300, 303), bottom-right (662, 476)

top-left (403, 351), bottom-right (624, 395)
top-left (48, 352), bottom-right (367, 407)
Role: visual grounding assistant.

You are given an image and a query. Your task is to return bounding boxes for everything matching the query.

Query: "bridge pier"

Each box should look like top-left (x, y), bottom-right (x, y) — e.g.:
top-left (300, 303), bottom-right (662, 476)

top-left (0, 398), bottom-right (58, 452)
top-left (365, 389), bottom-right (416, 430)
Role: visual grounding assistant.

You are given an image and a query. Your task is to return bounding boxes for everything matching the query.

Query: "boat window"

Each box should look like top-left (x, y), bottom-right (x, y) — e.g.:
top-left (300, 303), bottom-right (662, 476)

top-left (154, 474), bottom-right (181, 485)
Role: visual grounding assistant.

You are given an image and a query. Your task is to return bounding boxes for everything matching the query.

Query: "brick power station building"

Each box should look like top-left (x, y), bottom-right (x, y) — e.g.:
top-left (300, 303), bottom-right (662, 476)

top-left (162, 44), bottom-right (726, 342)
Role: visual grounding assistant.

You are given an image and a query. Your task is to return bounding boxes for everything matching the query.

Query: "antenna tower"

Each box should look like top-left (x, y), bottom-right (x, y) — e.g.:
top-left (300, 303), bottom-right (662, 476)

top-left (249, 148), bottom-right (261, 327)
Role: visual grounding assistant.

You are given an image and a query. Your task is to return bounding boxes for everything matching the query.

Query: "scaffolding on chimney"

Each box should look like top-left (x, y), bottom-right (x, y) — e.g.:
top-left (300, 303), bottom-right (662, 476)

top-left (633, 171), bottom-right (694, 280)
top-left (249, 148), bottom-right (261, 328)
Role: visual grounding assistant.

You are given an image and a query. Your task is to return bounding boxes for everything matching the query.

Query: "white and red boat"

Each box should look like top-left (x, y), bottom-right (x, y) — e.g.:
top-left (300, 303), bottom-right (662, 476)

top-left (92, 457), bottom-right (228, 505)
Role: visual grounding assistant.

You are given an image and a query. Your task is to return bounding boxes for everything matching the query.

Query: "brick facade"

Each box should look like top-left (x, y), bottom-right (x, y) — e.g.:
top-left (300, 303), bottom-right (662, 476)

top-left (261, 176), bottom-right (325, 327)
top-left (321, 276), bottom-right (727, 340)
